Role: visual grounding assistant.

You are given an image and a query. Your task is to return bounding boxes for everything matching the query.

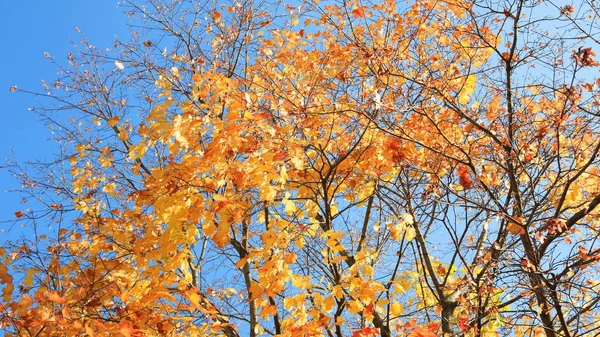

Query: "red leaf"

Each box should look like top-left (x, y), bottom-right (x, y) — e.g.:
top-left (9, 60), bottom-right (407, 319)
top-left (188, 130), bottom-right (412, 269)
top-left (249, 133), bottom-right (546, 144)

top-left (458, 317), bottom-right (470, 330)
top-left (524, 153), bottom-right (534, 161)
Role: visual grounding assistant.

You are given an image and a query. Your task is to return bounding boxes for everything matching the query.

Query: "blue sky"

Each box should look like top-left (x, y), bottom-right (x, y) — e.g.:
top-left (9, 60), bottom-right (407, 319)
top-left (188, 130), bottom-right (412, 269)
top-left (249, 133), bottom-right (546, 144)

top-left (0, 2), bottom-right (128, 237)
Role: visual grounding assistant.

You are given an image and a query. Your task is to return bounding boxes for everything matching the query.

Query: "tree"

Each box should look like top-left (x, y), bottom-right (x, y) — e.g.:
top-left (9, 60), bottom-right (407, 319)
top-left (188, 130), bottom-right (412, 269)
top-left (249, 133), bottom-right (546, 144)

top-left (3, 0), bottom-right (600, 336)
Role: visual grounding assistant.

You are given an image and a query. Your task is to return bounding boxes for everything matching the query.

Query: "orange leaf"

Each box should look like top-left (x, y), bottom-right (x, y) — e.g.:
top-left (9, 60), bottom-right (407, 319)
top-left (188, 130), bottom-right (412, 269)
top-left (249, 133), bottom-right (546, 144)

top-left (352, 327), bottom-right (379, 337)
top-left (85, 322), bottom-right (95, 337)
top-left (352, 6), bottom-right (365, 18)
top-left (364, 302), bottom-right (374, 315)
top-left (273, 151), bottom-right (287, 160)
top-left (48, 291), bottom-right (67, 304)
top-left (189, 290), bottom-right (201, 307)
top-left (408, 326), bottom-right (437, 337)
top-left (213, 11), bottom-right (222, 23)
top-left (107, 116), bottom-right (120, 127)
top-left (456, 165), bottom-right (473, 189)
top-left (14, 211), bottom-right (23, 218)
top-left (521, 257), bottom-right (536, 271)
top-left (507, 221), bottom-right (524, 235)
top-left (507, 216), bottom-right (525, 235)
top-left (399, 319), bottom-right (417, 329)
top-left (94, 320), bottom-right (109, 330)
top-left (436, 264), bottom-right (447, 276)
top-left (119, 321), bottom-right (133, 337)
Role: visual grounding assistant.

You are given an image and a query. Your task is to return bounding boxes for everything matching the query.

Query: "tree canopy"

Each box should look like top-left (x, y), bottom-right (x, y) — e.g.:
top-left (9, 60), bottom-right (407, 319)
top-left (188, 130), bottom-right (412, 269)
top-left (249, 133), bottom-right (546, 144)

top-left (4, 0), bottom-right (600, 336)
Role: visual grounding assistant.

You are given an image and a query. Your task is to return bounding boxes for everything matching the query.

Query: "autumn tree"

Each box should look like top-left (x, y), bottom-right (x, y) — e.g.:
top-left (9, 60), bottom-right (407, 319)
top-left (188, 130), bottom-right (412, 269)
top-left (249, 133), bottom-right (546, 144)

top-left (3, 0), bottom-right (600, 336)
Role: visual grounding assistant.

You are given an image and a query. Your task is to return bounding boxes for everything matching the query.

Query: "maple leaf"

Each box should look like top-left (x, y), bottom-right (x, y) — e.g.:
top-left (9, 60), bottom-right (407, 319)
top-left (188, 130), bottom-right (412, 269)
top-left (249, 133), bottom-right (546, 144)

top-left (85, 323), bottom-right (95, 336)
top-left (119, 321), bottom-right (134, 337)
top-left (458, 316), bottom-right (470, 330)
top-left (539, 218), bottom-right (566, 235)
top-left (212, 11), bottom-right (222, 23)
top-left (107, 116), bottom-right (120, 127)
top-left (521, 257), bottom-right (536, 271)
top-left (48, 291), bottom-right (67, 304)
top-left (507, 218), bottom-right (525, 235)
top-left (436, 264), bottom-right (447, 277)
top-left (385, 137), bottom-right (408, 162)
top-left (352, 6), bottom-right (365, 18)
top-left (188, 290), bottom-right (201, 307)
top-left (390, 302), bottom-right (404, 316)
top-left (7, 1), bottom-right (600, 337)
top-left (407, 326), bottom-right (438, 337)
top-left (352, 327), bottom-right (379, 337)
top-left (456, 165), bottom-right (473, 189)
top-left (506, 223), bottom-right (523, 236)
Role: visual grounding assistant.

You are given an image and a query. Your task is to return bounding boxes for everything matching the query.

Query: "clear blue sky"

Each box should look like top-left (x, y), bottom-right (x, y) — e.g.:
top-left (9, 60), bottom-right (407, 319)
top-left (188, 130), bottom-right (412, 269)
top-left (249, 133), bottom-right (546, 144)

top-left (0, 2), bottom-right (128, 236)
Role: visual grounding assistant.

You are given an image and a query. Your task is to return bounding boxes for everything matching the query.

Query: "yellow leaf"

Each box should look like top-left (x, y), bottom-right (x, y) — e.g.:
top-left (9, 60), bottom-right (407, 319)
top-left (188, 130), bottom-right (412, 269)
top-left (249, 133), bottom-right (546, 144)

top-left (458, 75), bottom-right (476, 104)
top-left (564, 182), bottom-right (582, 205)
top-left (128, 143), bottom-right (147, 160)
top-left (260, 184), bottom-right (277, 201)
top-left (283, 198), bottom-right (297, 215)
top-left (394, 277), bottom-right (411, 294)
top-left (391, 302), bottom-right (404, 316)
top-left (404, 226), bottom-right (415, 241)
top-left (102, 183), bottom-right (117, 196)
top-left (291, 274), bottom-right (310, 289)
top-left (279, 165), bottom-right (288, 184)
top-left (189, 291), bottom-right (201, 307)
top-left (254, 324), bottom-right (265, 335)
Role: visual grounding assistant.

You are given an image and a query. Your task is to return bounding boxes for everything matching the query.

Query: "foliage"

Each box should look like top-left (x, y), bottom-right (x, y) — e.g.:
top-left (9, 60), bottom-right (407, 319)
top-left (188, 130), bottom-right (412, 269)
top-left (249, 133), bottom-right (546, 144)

top-left (4, 0), bottom-right (600, 336)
